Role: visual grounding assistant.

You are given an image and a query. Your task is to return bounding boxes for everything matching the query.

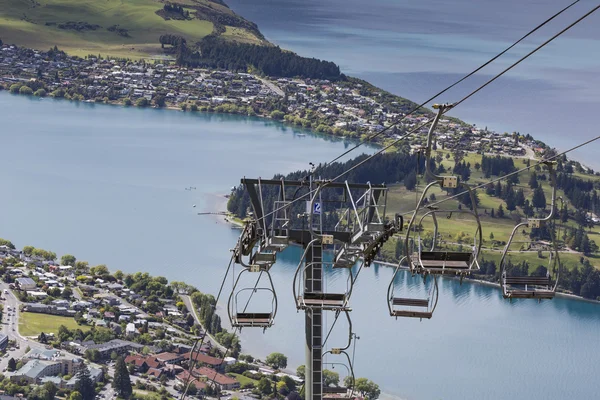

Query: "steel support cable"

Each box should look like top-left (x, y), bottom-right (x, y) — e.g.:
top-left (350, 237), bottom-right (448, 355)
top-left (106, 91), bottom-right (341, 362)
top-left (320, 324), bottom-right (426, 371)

top-left (312, 0), bottom-right (582, 168)
top-left (261, 2), bottom-right (600, 229)
top-left (181, 249), bottom-right (259, 400)
top-left (453, 3), bottom-right (600, 109)
top-left (246, 2), bottom-right (596, 229)
top-left (180, 253), bottom-right (235, 400)
top-left (216, 10), bottom-right (599, 392)
top-left (191, 270), bottom-right (265, 399)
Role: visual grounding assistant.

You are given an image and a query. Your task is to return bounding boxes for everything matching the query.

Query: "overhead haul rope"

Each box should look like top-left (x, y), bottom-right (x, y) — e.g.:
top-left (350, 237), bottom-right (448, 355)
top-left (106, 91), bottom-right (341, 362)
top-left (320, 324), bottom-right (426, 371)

top-left (249, 2), bottom-right (600, 228)
top-left (201, 6), bottom-right (600, 395)
top-left (180, 246), bottom-right (265, 400)
top-left (317, 0), bottom-right (582, 167)
top-left (398, 134), bottom-right (600, 219)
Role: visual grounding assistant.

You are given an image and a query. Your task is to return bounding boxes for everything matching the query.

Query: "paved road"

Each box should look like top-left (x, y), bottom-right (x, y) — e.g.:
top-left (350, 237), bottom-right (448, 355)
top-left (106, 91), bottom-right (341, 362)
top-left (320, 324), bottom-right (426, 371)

top-left (180, 295), bottom-right (226, 353)
top-left (0, 281), bottom-right (45, 372)
top-left (257, 77), bottom-right (284, 97)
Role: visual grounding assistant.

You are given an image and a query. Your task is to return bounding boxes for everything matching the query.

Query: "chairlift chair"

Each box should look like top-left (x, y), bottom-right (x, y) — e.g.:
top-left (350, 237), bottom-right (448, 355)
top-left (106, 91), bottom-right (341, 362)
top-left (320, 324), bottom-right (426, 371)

top-left (387, 257), bottom-right (439, 319)
top-left (293, 239), bottom-right (353, 311)
top-left (322, 346), bottom-right (356, 400)
top-left (408, 208), bottom-right (482, 276)
top-left (500, 163), bottom-right (561, 300)
top-left (404, 103), bottom-right (482, 277)
top-left (227, 268), bottom-right (277, 330)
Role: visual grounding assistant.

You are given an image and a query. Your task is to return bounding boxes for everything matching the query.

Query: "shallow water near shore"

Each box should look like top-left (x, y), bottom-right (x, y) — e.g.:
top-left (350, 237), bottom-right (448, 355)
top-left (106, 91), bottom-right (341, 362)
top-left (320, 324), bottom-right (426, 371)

top-left (1, 92), bottom-right (600, 400)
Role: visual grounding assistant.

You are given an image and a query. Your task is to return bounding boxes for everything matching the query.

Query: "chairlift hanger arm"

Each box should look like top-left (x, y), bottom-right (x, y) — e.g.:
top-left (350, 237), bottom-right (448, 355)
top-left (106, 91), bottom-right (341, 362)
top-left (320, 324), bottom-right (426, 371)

top-left (322, 349), bottom-right (355, 396)
top-left (424, 103), bottom-right (454, 180)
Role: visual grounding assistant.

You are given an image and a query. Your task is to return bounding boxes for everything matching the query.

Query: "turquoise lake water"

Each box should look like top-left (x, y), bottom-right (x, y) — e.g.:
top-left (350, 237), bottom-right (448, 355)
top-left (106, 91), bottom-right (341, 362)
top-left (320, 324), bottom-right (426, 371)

top-left (1, 93), bottom-right (599, 399)
top-left (226, 0), bottom-right (600, 168)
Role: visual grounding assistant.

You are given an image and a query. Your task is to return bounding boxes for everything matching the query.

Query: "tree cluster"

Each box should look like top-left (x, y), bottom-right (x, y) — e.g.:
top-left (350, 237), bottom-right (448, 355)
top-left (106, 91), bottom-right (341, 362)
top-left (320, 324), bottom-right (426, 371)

top-left (159, 34), bottom-right (187, 49)
top-left (556, 172), bottom-right (599, 214)
top-left (163, 2), bottom-right (188, 16)
top-left (175, 37), bottom-right (342, 80)
top-left (481, 154), bottom-right (517, 179)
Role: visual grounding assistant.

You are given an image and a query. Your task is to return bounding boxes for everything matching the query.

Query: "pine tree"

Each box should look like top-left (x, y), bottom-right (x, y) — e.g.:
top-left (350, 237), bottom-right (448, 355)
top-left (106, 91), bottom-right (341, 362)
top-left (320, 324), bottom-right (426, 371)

top-left (529, 172), bottom-right (539, 189)
top-left (74, 365), bottom-right (95, 400)
top-left (113, 356), bottom-right (133, 398)
top-left (494, 181), bottom-right (502, 197)
top-left (515, 189), bottom-right (525, 207)
top-left (497, 204), bottom-right (505, 218)
top-left (404, 171), bottom-right (417, 191)
top-left (7, 358), bottom-right (16, 372)
top-left (505, 189), bottom-right (517, 211)
top-left (532, 186), bottom-right (547, 209)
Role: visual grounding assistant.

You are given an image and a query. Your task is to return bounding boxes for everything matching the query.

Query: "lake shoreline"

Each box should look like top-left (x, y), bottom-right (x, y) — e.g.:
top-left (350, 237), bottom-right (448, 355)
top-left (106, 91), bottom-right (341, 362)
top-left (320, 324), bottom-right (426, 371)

top-left (217, 208), bottom-right (600, 306)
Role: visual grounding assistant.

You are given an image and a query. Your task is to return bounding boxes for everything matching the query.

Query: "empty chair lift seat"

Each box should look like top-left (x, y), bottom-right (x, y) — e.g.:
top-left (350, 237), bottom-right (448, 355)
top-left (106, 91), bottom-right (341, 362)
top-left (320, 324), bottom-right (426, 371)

top-left (233, 313), bottom-right (273, 327)
top-left (323, 387), bottom-right (349, 398)
top-left (391, 297), bottom-right (432, 319)
top-left (299, 293), bottom-right (347, 309)
top-left (503, 276), bottom-right (554, 299)
top-left (414, 251), bottom-right (472, 272)
top-left (323, 387), bottom-right (350, 399)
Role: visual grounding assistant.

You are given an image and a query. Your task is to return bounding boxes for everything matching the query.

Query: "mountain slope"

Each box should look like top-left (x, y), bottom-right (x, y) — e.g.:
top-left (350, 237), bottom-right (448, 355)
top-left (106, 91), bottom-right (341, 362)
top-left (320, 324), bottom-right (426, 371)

top-left (0, 0), bottom-right (266, 58)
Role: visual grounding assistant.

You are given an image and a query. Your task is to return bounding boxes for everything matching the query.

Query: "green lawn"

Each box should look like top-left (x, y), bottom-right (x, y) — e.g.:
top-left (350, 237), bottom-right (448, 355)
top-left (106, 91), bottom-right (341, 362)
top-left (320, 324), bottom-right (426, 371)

top-left (0, 0), bottom-right (263, 58)
top-left (19, 312), bottom-right (91, 337)
top-left (229, 373), bottom-right (258, 387)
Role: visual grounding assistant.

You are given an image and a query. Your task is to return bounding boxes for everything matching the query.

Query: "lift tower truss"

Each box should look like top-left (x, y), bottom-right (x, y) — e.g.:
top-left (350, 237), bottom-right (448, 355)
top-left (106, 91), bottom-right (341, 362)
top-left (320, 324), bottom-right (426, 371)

top-left (238, 177), bottom-right (399, 400)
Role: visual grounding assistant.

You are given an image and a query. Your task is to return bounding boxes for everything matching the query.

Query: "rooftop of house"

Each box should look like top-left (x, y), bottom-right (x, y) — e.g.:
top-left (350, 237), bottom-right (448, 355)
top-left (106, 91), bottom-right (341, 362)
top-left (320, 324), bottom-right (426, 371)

top-left (155, 352), bottom-right (182, 362)
top-left (25, 348), bottom-right (61, 360)
top-left (14, 360), bottom-right (56, 379)
top-left (182, 352), bottom-right (223, 366)
top-left (16, 277), bottom-right (35, 285)
top-left (194, 366), bottom-right (238, 386)
top-left (176, 371), bottom-right (207, 390)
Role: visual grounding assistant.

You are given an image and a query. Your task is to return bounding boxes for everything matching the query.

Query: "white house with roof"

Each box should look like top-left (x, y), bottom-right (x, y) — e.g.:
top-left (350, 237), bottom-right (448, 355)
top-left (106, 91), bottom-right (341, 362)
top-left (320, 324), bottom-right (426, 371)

top-left (16, 277), bottom-right (36, 290)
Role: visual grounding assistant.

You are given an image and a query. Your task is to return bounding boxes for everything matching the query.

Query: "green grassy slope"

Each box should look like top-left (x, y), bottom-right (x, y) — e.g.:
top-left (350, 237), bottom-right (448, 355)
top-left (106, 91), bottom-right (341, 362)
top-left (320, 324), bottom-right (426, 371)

top-left (0, 0), bottom-right (264, 58)
top-left (384, 151), bottom-right (600, 271)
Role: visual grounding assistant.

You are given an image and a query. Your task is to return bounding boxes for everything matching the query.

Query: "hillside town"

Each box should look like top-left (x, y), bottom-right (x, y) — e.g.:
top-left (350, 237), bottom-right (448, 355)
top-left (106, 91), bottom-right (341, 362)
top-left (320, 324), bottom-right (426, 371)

top-left (0, 43), bottom-right (552, 160)
top-left (0, 242), bottom-right (333, 400)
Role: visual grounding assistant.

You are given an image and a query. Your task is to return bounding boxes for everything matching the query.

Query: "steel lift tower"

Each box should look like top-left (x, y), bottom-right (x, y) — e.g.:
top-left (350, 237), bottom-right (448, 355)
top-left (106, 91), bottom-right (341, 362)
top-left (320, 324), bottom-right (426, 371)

top-left (230, 177), bottom-right (400, 400)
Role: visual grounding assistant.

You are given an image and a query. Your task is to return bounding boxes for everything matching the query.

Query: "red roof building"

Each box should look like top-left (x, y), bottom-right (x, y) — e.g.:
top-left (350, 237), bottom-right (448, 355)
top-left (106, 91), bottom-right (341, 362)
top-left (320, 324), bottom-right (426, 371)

top-left (182, 352), bottom-right (223, 369)
top-left (147, 368), bottom-right (163, 379)
top-left (194, 366), bottom-right (240, 390)
top-left (156, 352), bottom-right (185, 364)
top-left (176, 371), bottom-right (207, 391)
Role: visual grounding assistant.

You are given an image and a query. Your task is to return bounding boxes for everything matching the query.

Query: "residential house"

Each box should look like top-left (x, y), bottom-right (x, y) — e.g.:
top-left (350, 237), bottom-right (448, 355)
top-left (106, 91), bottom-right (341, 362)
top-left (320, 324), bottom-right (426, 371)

top-left (104, 311), bottom-right (115, 321)
top-left (194, 366), bottom-right (240, 390)
top-left (182, 352), bottom-right (224, 371)
top-left (125, 323), bottom-right (137, 337)
top-left (16, 277), bottom-right (36, 290)
top-left (175, 371), bottom-right (206, 392)
top-left (82, 339), bottom-right (135, 359)
top-left (155, 352), bottom-right (185, 365)
top-left (10, 360), bottom-right (61, 384)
